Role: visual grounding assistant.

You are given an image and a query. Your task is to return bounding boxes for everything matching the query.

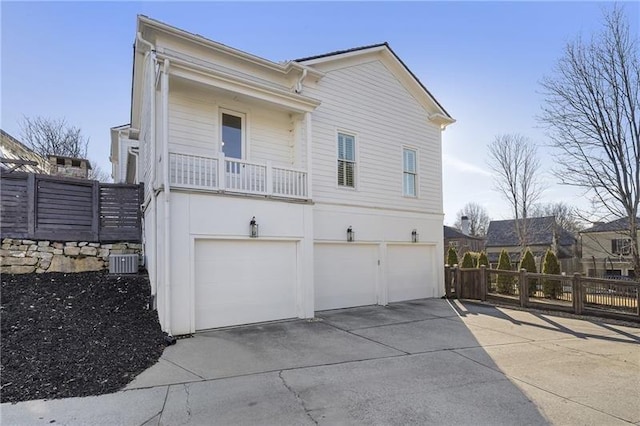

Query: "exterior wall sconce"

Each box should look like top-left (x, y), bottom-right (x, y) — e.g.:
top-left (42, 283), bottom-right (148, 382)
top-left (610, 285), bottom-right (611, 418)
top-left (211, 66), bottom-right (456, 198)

top-left (250, 216), bottom-right (259, 238)
top-left (347, 226), bottom-right (354, 242)
top-left (412, 229), bottom-right (419, 243)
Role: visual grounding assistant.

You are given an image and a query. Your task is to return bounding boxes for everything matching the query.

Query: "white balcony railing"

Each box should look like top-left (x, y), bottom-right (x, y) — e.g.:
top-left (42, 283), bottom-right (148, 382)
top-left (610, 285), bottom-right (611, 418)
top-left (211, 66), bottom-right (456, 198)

top-left (169, 151), bottom-right (309, 200)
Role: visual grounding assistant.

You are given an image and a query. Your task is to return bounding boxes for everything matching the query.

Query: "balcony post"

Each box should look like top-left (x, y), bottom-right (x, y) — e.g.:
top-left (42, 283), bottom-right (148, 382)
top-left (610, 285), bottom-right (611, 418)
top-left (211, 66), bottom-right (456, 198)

top-left (305, 112), bottom-right (313, 199)
top-left (218, 152), bottom-right (226, 191)
top-left (266, 161), bottom-right (273, 196)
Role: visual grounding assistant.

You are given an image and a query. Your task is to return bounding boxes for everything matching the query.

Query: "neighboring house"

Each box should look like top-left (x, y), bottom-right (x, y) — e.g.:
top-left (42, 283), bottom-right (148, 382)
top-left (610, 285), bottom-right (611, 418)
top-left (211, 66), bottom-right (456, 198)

top-left (485, 216), bottom-right (578, 272)
top-left (110, 124), bottom-right (139, 184)
top-left (443, 226), bottom-right (485, 260)
top-left (580, 217), bottom-right (639, 278)
top-left (0, 129), bottom-right (51, 174)
top-left (113, 16), bottom-right (454, 335)
top-left (1, 129), bottom-right (92, 179)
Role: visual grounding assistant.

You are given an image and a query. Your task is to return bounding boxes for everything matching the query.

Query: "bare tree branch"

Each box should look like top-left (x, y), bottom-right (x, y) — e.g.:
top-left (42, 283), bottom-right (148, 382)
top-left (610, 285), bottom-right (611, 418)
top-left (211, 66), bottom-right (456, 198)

top-left (539, 5), bottom-right (640, 276)
top-left (20, 116), bottom-right (89, 159)
top-left (487, 133), bottom-right (545, 249)
top-left (453, 202), bottom-right (491, 237)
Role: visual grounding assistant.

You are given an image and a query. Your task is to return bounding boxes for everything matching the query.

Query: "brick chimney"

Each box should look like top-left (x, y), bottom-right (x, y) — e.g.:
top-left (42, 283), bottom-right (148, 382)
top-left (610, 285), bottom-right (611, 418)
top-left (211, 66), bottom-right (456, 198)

top-left (461, 215), bottom-right (470, 236)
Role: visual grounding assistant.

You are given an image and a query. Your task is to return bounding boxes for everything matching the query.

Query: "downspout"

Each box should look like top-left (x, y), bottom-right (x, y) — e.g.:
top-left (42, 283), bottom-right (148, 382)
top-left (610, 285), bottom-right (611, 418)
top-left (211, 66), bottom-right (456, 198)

top-left (294, 68), bottom-right (308, 94)
top-left (137, 31), bottom-right (162, 322)
top-left (162, 58), bottom-right (172, 337)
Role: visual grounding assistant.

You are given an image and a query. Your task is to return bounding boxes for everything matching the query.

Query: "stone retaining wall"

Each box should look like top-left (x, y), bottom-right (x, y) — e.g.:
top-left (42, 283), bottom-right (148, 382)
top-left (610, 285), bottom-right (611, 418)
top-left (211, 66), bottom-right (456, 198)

top-left (0, 239), bottom-right (142, 274)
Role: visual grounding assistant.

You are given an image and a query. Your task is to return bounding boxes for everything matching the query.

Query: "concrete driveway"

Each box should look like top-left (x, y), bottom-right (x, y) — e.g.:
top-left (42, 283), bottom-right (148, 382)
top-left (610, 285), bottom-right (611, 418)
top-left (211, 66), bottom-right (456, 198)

top-left (2, 299), bottom-right (639, 425)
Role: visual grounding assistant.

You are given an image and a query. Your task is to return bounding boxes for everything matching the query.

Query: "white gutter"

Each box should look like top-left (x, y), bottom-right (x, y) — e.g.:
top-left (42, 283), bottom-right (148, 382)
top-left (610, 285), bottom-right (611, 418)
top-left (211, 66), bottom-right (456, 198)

top-left (161, 58), bottom-right (172, 336)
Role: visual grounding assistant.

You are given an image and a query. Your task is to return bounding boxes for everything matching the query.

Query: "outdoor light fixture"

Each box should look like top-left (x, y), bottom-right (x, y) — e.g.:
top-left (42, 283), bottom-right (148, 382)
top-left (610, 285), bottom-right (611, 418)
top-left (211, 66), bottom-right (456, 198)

top-left (412, 229), bottom-right (419, 243)
top-left (347, 226), bottom-right (354, 242)
top-left (250, 216), bottom-right (259, 238)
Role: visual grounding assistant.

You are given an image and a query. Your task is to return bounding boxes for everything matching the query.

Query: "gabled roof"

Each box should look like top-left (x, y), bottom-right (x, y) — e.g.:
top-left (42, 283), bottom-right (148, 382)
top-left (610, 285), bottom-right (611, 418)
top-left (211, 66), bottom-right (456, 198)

top-left (486, 216), bottom-right (576, 247)
top-left (443, 225), bottom-right (485, 240)
top-left (581, 217), bottom-right (640, 233)
top-left (295, 42), bottom-right (453, 124)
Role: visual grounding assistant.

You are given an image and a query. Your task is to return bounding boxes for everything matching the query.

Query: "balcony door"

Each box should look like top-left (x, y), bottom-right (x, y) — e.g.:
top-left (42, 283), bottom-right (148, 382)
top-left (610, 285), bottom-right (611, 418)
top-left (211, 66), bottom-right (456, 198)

top-left (220, 110), bottom-right (245, 160)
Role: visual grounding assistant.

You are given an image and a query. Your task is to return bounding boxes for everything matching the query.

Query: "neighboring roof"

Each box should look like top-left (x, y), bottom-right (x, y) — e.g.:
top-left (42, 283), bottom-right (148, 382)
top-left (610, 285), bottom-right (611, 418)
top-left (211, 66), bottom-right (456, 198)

top-left (581, 217), bottom-right (640, 233)
top-left (0, 129), bottom-right (50, 174)
top-left (296, 42), bottom-right (453, 121)
top-left (443, 226), bottom-right (485, 240)
top-left (486, 216), bottom-right (576, 247)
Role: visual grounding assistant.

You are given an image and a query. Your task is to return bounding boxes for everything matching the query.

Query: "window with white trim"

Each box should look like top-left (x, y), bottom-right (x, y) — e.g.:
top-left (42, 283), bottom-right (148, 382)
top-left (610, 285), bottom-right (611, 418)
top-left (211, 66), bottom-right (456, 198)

top-left (338, 133), bottom-right (355, 188)
top-left (403, 148), bottom-right (417, 196)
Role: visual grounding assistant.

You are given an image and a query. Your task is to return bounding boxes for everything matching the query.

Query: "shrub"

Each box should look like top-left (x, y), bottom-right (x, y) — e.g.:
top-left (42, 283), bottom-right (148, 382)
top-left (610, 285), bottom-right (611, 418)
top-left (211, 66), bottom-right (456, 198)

top-left (461, 252), bottom-right (475, 268)
top-left (446, 246), bottom-right (459, 266)
top-left (496, 249), bottom-right (514, 294)
top-left (519, 249), bottom-right (538, 296)
top-left (542, 249), bottom-right (562, 298)
top-left (477, 251), bottom-right (489, 268)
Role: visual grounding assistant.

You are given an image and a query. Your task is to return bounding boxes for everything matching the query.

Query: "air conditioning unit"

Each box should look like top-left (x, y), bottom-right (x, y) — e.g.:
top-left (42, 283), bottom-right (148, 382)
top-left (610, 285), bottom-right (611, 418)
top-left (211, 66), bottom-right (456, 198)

top-left (109, 254), bottom-right (139, 274)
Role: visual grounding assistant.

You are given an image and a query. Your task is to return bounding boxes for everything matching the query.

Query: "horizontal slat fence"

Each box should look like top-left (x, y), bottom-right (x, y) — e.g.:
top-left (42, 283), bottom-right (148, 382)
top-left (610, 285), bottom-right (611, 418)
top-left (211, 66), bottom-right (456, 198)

top-left (1, 171), bottom-right (142, 242)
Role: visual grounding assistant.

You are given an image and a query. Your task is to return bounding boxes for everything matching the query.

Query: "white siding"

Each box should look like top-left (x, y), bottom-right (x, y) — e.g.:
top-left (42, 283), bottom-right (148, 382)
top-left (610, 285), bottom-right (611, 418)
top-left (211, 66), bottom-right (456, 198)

top-left (167, 80), bottom-right (298, 167)
top-left (305, 60), bottom-right (443, 213)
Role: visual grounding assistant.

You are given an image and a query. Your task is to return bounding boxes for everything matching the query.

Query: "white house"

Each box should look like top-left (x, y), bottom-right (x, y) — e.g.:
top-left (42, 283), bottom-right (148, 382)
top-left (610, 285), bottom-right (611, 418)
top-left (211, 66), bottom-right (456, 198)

top-left (112, 15), bottom-right (454, 336)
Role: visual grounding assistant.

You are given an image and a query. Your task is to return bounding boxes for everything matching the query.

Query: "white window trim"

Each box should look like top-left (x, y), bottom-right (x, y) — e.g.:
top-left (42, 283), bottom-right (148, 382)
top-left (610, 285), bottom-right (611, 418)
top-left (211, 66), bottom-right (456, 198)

top-left (336, 129), bottom-right (358, 190)
top-left (218, 107), bottom-right (249, 159)
top-left (402, 145), bottom-right (418, 198)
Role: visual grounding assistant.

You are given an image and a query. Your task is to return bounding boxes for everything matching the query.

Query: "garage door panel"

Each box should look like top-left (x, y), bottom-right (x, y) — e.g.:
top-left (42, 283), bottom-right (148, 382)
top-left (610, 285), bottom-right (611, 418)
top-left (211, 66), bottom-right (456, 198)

top-left (315, 244), bottom-right (378, 311)
top-left (195, 240), bottom-right (297, 330)
top-left (387, 245), bottom-right (433, 303)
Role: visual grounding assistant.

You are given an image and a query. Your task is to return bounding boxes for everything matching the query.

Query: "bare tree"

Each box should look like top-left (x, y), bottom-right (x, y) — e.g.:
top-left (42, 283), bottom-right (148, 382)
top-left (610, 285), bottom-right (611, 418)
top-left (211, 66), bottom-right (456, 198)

top-left (19, 116), bottom-right (111, 182)
top-left (530, 202), bottom-right (584, 235)
top-left (539, 5), bottom-right (640, 276)
top-left (20, 116), bottom-right (89, 158)
top-left (487, 134), bottom-right (544, 249)
top-left (453, 202), bottom-right (491, 237)
top-left (88, 161), bottom-right (112, 183)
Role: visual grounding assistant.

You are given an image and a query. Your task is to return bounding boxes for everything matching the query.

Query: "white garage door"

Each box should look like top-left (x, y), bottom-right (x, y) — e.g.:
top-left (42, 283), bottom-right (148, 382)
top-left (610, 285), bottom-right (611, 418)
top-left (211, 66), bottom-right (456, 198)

top-left (387, 244), bottom-right (433, 303)
top-left (194, 240), bottom-right (297, 330)
top-left (314, 243), bottom-right (378, 311)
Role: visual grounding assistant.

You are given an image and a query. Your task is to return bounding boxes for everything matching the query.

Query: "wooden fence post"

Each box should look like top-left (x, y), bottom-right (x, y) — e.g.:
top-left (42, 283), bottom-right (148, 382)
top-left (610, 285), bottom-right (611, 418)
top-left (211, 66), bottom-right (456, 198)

top-left (572, 273), bottom-right (583, 315)
top-left (92, 181), bottom-right (100, 242)
top-left (454, 264), bottom-right (461, 299)
top-left (444, 265), bottom-right (451, 298)
top-left (27, 173), bottom-right (36, 238)
top-left (480, 265), bottom-right (487, 301)
top-left (519, 269), bottom-right (528, 307)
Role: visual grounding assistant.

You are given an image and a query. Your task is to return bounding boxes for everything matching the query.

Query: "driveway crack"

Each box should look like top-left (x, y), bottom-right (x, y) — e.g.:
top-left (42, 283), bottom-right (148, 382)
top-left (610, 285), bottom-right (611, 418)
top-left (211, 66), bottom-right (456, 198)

top-left (183, 383), bottom-right (192, 419)
top-left (278, 370), bottom-right (318, 425)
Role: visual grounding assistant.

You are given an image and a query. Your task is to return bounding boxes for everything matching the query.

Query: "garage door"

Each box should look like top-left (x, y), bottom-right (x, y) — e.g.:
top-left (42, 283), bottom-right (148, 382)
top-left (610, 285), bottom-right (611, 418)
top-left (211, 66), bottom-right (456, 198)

top-left (194, 240), bottom-right (297, 330)
top-left (387, 244), bottom-right (433, 303)
top-left (315, 243), bottom-right (378, 311)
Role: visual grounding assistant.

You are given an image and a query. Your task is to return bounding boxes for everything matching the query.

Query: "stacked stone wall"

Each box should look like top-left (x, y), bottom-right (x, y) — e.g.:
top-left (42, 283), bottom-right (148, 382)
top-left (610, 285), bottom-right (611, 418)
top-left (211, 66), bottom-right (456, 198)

top-left (0, 239), bottom-right (142, 274)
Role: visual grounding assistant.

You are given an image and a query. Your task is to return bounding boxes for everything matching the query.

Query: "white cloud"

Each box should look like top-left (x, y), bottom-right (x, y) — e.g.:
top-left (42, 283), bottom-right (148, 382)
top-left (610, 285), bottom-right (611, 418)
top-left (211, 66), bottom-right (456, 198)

top-left (442, 154), bottom-right (492, 177)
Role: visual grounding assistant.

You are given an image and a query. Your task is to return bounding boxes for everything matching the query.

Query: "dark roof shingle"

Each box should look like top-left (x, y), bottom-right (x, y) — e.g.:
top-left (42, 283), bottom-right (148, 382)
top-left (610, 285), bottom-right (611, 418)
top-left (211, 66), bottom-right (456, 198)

top-left (486, 216), bottom-right (576, 247)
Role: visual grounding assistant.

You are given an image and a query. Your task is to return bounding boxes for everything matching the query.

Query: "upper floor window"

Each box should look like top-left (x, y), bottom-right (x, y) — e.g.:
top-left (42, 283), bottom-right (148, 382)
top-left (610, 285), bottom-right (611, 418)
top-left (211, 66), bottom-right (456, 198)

top-left (612, 238), bottom-right (632, 255)
top-left (221, 111), bottom-right (244, 159)
top-left (403, 148), bottom-right (417, 197)
top-left (338, 133), bottom-right (355, 188)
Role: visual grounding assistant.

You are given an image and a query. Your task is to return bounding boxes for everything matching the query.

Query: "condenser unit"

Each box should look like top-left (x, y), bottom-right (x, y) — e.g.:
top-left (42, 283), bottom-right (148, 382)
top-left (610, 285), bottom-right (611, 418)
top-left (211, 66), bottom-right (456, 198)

top-left (109, 254), bottom-right (139, 274)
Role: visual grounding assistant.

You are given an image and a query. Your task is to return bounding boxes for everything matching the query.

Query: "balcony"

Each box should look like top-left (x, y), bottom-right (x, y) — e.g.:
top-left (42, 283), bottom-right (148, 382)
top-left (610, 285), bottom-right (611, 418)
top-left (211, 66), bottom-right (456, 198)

top-left (169, 151), bottom-right (309, 200)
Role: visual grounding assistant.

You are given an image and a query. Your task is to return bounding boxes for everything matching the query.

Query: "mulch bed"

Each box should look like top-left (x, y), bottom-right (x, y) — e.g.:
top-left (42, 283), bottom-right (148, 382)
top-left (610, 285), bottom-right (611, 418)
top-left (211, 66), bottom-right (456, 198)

top-left (1, 271), bottom-right (165, 403)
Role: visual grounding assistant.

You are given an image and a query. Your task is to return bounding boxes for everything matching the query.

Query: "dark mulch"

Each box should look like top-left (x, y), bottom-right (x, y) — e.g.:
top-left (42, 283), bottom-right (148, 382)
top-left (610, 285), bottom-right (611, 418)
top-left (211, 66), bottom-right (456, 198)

top-left (1, 271), bottom-right (165, 403)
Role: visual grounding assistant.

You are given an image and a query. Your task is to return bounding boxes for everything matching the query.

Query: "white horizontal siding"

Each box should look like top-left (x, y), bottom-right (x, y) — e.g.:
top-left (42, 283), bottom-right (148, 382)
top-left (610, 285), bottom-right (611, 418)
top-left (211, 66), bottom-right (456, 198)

top-left (168, 81), bottom-right (296, 167)
top-left (305, 60), bottom-right (443, 213)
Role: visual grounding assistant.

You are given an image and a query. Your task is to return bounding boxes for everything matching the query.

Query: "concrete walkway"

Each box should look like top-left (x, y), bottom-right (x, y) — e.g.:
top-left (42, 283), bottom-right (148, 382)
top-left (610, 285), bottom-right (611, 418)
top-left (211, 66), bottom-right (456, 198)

top-left (2, 299), bottom-right (639, 425)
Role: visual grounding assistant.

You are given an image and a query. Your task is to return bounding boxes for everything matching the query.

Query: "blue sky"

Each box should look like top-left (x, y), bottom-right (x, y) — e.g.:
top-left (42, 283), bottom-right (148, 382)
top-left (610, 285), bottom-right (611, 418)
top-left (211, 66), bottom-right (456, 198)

top-left (2, 1), bottom-right (638, 225)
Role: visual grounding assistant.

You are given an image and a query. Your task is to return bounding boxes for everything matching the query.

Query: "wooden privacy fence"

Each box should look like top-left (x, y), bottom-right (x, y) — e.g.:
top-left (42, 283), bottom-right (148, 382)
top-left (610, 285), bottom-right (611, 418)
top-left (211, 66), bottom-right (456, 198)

top-left (444, 265), bottom-right (640, 321)
top-left (1, 171), bottom-right (143, 242)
